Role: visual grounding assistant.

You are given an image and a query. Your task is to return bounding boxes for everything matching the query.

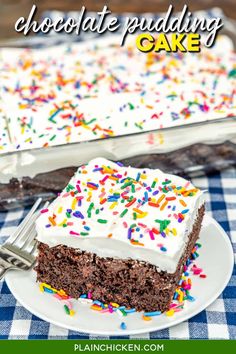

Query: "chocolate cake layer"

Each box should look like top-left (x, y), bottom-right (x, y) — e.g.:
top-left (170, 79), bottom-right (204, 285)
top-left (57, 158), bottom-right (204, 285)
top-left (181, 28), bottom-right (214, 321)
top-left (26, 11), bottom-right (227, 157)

top-left (35, 205), bottom-right (204, 312)
top-left (0, 167), bottom-right (77, 210)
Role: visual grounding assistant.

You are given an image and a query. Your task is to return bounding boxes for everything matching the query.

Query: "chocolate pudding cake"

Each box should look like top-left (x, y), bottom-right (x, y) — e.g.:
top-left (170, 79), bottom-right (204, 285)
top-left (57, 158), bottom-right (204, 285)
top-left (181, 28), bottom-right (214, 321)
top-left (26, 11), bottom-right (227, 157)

top-left (35, 158), bottom-right (205, 312)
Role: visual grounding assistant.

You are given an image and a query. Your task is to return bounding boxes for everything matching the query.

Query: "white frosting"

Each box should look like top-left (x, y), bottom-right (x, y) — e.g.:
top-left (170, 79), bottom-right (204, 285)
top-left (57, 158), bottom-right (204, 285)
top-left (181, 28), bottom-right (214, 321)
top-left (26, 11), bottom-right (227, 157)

top-left (36, 157), bottom-right (204, 273)
top-left (0, 35), bottom-right (235, 154)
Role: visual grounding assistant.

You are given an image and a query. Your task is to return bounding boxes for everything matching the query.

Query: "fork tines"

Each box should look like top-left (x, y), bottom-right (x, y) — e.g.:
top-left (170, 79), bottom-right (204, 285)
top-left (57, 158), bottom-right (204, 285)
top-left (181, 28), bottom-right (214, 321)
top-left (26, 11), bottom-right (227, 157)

top-left (0, 198), bottom-right (49, 271)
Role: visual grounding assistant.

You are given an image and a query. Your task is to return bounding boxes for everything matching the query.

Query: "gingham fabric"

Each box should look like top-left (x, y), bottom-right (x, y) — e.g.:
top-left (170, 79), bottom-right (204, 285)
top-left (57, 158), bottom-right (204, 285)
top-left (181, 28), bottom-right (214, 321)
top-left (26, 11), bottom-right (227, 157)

top-left (0, 168), bottom-right (235, 339)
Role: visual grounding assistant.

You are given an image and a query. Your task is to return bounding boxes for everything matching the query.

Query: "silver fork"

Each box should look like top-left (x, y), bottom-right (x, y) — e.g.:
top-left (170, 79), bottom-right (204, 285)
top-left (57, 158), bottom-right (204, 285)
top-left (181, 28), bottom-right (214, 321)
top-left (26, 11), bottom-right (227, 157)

top-left (0, 198), bottom-right (49, 280)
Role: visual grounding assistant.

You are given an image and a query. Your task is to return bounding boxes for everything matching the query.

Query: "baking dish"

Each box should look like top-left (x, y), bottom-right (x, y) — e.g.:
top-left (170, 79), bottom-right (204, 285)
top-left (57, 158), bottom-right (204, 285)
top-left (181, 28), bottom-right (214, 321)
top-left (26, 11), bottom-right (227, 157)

top-left (0, 10), bottom-right (235, 209)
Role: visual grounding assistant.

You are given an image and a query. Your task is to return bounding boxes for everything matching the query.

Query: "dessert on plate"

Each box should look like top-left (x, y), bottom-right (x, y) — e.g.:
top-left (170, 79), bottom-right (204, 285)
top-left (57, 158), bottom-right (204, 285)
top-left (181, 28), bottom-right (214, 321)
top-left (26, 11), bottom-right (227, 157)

top-left (35, 157), bottom-right (205, 312)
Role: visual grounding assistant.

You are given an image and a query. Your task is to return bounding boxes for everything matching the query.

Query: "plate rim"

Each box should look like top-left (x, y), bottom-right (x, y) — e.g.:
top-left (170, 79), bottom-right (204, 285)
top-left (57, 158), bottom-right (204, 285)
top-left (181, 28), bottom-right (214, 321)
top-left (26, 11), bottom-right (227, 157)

top-left (5, 214), bottom-right (234, 336)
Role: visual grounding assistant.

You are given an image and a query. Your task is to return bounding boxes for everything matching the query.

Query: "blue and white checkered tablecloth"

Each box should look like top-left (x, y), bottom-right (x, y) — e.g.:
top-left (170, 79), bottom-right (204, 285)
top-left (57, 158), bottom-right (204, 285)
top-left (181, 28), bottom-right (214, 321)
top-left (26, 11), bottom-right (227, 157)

top-left (0, 168), bottom-right (235, 339)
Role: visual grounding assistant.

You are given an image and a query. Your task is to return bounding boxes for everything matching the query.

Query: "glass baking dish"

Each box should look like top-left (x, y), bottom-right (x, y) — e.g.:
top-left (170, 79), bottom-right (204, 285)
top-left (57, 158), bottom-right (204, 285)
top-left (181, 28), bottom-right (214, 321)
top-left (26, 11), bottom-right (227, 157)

top-left (0, 116), bottom-right (235, 210)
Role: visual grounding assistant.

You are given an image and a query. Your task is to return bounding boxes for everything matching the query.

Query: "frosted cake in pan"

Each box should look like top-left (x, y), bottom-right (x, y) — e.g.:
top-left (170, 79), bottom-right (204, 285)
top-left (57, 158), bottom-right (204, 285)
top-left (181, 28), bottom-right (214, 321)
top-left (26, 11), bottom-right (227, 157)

top-left (0, 35), bottom-right (235, 154)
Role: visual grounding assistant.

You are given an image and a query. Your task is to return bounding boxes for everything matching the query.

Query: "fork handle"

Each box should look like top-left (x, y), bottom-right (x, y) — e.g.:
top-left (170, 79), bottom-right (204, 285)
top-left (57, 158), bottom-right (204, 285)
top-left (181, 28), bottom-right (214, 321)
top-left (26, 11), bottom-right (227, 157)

top-left (0, 264), bottom-right (9, 280)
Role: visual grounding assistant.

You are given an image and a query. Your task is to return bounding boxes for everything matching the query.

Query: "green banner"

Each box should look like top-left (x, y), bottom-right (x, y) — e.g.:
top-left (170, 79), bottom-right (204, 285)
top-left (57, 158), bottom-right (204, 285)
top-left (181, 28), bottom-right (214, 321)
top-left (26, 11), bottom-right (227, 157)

top-left (0, 340), bottom-right (236, 354)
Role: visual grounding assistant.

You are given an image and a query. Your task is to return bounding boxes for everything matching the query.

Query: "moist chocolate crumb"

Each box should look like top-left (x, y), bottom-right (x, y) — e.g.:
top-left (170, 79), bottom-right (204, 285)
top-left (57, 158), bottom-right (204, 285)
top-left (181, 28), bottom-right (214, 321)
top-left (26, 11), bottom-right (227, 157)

top-left (35, 205), bottom-right (205, 312)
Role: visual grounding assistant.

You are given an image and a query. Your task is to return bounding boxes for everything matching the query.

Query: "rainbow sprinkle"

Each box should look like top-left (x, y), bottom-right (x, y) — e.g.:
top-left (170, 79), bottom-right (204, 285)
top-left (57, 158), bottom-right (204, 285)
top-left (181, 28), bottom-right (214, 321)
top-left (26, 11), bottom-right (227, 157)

top-left (38, 158), bottom-right (202, 263)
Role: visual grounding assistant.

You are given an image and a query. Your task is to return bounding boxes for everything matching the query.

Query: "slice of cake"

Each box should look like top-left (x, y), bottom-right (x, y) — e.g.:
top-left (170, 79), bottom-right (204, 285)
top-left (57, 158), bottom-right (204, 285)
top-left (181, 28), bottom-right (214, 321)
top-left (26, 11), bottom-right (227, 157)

top-left (35, 157), bottom-right (205, 312)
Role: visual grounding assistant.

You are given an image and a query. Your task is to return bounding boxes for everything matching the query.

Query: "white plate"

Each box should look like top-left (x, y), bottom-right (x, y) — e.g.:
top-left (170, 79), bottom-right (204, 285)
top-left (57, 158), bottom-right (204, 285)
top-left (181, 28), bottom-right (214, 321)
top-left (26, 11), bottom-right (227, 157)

top-left (5, 214), bottom-right (234, 336)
